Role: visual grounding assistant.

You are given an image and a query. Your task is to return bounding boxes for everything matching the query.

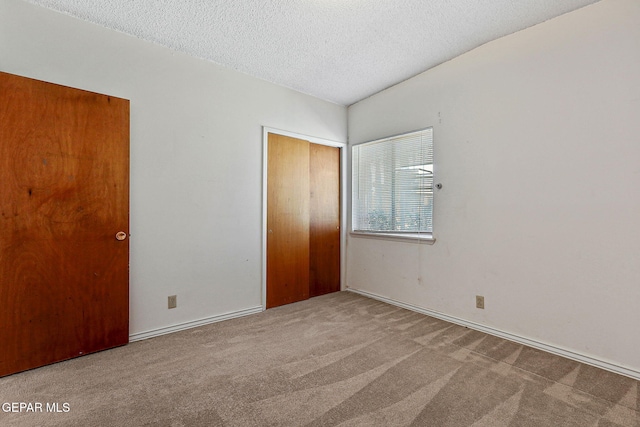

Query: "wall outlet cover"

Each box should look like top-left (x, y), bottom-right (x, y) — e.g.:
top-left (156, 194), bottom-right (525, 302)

top-left (168, 295), bottom-right (177, 309)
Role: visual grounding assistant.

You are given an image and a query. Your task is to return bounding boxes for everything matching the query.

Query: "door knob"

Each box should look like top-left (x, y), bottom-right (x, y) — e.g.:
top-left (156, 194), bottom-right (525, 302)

top-left (115, 231), bottom-right (127, 241)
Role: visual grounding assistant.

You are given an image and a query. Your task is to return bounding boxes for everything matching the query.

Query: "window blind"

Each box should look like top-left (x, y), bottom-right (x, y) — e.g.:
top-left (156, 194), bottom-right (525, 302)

top-left (352, 128), bottom-right (433, 233)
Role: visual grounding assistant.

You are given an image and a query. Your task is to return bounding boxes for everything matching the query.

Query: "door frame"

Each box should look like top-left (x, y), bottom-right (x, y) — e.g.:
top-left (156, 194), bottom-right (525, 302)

top-left (262, 127), bottom-right (347, 310)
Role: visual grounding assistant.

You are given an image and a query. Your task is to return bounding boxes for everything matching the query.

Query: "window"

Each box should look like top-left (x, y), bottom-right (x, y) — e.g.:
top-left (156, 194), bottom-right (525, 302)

top-left (352, 128), bottom-right (433, 239)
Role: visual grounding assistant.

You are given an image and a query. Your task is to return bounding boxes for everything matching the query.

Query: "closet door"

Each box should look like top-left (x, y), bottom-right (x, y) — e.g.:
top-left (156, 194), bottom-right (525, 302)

top-left (0, 72), bottom-right (130, 376)
top-left (266, 134), bottom-right (310, 308)
top-left (309, 144), bottom-right (340, 297)
top-left (266, 133), bottom-right (340, 308)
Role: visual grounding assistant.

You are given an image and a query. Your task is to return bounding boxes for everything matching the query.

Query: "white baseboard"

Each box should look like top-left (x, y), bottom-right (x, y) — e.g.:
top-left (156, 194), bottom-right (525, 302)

top-left (347, 288), bottom-right (640, 381)
top-left (129, 306), bottom-right (264, 342)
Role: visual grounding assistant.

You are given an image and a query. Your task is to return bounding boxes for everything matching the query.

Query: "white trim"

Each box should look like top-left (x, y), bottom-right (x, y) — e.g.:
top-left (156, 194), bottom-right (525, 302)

top-left (263, 127), bottom-right (345, 148)
top-left (347, 288), bottom-right (640, 381)
top-left (350, 231), bottom-right (435, 244)
top-left (350, 127), bottom-right (434, 148)
top-left (129, 306), bottom-right (263, 342)
top-left (262, 127), bottom-right (347, 311)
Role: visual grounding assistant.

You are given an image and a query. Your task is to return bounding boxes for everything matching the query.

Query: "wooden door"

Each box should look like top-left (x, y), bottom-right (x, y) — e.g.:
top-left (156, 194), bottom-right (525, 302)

top-left (0, 72), bottom-right (130, 377)
top-left (309, 144), bottom-right (340, 297)
top-left (267, 134), bottom-right (310, 308)
top-left (266, 133), bottom-right (340, 308)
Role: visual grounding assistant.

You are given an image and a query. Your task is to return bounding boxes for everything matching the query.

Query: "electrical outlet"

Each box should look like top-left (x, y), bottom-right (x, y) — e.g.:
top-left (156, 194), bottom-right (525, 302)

top-left (476, 295), bottom-right (485, 309)
top-left (168, 295), bottom-right (177, 309)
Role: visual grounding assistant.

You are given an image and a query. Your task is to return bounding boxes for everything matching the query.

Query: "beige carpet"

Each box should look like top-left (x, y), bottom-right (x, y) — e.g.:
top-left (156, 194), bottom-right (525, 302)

top-left (1, 291), bottom-right (638, 426)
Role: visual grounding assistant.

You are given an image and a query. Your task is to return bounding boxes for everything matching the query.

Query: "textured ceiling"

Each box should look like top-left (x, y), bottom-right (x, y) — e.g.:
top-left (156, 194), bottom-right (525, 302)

top-left (26, 0), bottom-right (600, 105)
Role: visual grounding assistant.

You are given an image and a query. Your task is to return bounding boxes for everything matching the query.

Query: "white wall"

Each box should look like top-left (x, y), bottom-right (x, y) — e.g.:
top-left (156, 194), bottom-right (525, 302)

top-left (0, 0), bottom-right (347, 337)
top-left (347, 0), bottom-right (640, 376)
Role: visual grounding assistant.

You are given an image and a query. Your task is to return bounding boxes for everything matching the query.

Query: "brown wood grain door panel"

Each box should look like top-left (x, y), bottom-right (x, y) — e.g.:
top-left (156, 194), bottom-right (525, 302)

top-left (309, 144), bottom-right (340, 297)
top-left (266, 134), bottom-right (310, 308)
top-left (266, 133), bottom-right (340, 308)
top-left (0, 72), bottom-right (129, 377)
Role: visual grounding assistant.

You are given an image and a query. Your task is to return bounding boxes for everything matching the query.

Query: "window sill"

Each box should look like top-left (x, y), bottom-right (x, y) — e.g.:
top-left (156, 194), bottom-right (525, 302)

top-left (349, 231), bottom-right (436, 244)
